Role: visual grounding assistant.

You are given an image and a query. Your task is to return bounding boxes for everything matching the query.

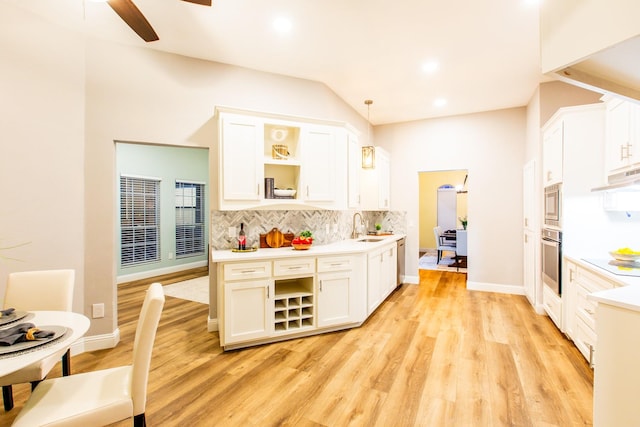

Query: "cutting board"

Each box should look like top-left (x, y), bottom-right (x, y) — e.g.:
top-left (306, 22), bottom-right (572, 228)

top-left (260, 229), bottom-right (294, 248)
top-left (266, 228), bottom-right (284, 248)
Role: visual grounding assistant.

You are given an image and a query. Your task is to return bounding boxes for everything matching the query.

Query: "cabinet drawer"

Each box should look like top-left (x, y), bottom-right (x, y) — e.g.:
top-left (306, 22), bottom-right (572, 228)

top-left (576, 283), bottom-right (598, 330)
top-left (575, 317), bottom-right (597, 365)
top-left (576, 267), bottom-right (615, 293)
top-left (223, 261), bottom-right (271, 281)
top-left (273, 258), bottom-right (315, 277)
top-left (542, 284), bottom-right (562, 329)
top-left (317, 256), bottom-right (353, 273)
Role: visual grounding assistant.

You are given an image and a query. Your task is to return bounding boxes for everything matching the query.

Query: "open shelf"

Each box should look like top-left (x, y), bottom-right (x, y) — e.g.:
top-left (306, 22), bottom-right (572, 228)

top-left (263, 123), bottom-right (301, 200)
top-left (273, 277), bottom-right (314, 333)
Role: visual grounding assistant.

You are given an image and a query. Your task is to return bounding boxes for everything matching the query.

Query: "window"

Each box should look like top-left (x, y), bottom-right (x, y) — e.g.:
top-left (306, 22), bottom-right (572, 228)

top-left (175, 181), bottom-right (205, 258)
top-left (120, 176), bottom-right (160, 267)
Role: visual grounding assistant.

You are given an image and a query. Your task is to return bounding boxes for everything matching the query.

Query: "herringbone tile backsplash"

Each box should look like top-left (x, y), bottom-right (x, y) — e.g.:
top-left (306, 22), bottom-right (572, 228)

top-left (211, 210), bottom-right (406, 249)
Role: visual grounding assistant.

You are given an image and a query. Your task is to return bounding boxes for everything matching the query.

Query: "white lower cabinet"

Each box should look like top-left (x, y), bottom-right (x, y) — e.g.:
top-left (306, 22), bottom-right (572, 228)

top-left (218, 250), bottom-right (374, 350)
top-left (542, 284), bottom-right (562, 330)
top-left (317, 255), bottom-right (366, 328)
top-left (367, 243), bottom-right (397, 315)
top-left (223, 279), bottom-right (273, 345)
top-left (562, 257), bottom-right (619, 366)
top-left (317, 271), bottom-right (352, 327)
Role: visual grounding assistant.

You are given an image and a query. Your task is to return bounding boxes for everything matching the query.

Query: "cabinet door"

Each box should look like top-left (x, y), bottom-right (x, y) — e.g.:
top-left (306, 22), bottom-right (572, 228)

top-left (302, 126), bottom-right (336, 201)
top-left (523, 230), bottom-right (536, 307)
top-left (381, 244), bottom-right (397, 298)
top-left (562, 259), bottom-right (577, 341)
top-left (220, 115), bottom-right (263, 201)
top-left (606, 98), bottom-right (631, 173)
top-left (317, 271), bottom-right (352, 327)
top-left (223, 279), bottom-right (272, 344)
top-left (542, 120), bottom-right (563, 186)
top-left (347, 133), bottom-right (361, 208)
top-left (377, 149), bottom-right (391, 209)
top-left (367, 250), bottom-right (383, 315)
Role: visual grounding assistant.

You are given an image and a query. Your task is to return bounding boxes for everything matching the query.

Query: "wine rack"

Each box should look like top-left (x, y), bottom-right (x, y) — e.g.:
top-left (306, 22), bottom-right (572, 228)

top-left (273, 277), bottom-right (314, 333)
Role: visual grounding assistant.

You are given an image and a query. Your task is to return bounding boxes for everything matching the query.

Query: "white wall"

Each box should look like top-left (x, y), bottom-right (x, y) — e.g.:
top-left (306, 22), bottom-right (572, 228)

top-left (0, 4), bottom-right (86, 315)
top-left (376, 108), bottom-right (526, 291)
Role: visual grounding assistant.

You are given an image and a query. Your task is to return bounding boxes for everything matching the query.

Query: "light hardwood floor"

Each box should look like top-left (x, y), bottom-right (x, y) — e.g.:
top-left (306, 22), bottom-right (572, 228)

top-left (0, 270), bottom-right (593, 426)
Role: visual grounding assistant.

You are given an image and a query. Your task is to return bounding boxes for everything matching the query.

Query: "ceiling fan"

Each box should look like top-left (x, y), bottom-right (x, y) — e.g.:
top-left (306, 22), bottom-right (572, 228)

top-left (106, 0), bottom-right (212, 42)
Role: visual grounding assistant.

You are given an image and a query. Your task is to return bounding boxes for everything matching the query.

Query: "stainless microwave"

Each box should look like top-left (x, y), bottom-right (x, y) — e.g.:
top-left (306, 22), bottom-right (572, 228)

top-left (544, 183), bottom-right (561, 228)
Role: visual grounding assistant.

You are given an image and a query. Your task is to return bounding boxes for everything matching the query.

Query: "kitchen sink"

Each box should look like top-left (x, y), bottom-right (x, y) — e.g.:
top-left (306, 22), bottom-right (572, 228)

top-left (357, 238), bottom-right (384, 243)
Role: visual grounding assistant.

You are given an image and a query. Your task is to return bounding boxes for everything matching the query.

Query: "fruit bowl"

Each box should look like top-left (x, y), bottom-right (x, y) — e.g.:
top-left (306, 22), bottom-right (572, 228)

top-left (609, 250), bottom-right (640, 262)
top-left (292, 243), bottom-right (312, 250)
top-left (274, 189), bottom-right (296, 197)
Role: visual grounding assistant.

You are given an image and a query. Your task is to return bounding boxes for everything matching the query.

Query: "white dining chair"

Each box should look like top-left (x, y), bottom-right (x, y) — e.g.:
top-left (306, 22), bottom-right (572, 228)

top-left (12, 282), bottom-right (165, 427)
top-left (1, 269), bottom-right (75, 411)
top-left (433, 226), bottom-right (457, 264)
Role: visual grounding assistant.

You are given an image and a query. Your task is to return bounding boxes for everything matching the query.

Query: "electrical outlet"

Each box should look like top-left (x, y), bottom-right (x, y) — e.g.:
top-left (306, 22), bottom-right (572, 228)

top-left (92, 303), bottom-right (105, 319)
top-left (325, 224), bottom-right (330, 234)
top-left (228, 226), bottom-right (236, 238)
top-left (168, 252), bottom-right (174, 260)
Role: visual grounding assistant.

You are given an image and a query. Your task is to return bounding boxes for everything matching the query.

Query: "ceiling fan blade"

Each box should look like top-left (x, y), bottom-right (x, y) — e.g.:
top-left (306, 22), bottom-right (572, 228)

top-left (182, 0), bottom-right (212, 5)
top-left (107, 0), bottom-right (159, 42)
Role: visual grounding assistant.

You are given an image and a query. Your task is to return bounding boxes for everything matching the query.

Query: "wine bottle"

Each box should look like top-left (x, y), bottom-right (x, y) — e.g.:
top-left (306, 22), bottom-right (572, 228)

top-left (238, 223), bottom-right (246, 250)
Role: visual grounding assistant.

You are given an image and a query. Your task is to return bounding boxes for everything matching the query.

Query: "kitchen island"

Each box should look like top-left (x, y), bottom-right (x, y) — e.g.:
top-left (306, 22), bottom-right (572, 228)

top-left (211, 234), bottom-right (405, 350)
top-left (589, 284), bottom-right (640, 427)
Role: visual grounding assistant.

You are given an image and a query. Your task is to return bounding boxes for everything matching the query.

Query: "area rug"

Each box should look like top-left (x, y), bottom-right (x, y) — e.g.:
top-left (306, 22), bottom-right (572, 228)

top-left (419, 252), bottom-right (466, 273)
top-left (163, 276), bottom-right (209, 304)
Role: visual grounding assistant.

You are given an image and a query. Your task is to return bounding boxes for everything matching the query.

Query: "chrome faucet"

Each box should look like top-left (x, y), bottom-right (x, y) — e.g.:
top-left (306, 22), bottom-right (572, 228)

top-left (351, 212), bottom-right (365, 239)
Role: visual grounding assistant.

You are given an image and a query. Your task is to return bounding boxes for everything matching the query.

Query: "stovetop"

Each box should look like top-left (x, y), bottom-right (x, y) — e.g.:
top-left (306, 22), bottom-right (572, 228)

top-left (582, 258), bottom-right (640, 277)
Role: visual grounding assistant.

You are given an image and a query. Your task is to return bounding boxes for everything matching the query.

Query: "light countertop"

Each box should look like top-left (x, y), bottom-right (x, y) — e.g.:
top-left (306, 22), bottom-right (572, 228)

top-left (566, 256), bottom-right (640, 313)
top-left (211, 234), bottom-right (405, 263)
top-left (589, 285), bottom-right (640, 313)
top-left (565, 255), bottom-right (640, 287)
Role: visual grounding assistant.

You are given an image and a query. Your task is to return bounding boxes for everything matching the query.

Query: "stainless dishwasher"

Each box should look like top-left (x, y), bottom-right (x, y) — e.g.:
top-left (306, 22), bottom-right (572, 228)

top-left (397, 237), bottom-right (405, 286)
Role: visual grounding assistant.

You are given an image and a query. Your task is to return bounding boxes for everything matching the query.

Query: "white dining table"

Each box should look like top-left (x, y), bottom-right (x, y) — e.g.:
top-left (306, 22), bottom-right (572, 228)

top-left (0, 311), bottom-right (90, 377)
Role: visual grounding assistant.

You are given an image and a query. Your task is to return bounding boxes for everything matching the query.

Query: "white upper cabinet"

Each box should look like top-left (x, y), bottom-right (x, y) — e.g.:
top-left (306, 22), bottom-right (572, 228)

top-left (301, 125), bottom-right (336, 202)
top-left (215, 107), bottom-right (349, 210)
top-left (220, 114), bottom-right (263, 201)
top-left (604, 95), bottom-right (640, 175)
top-left (542, 118), bottom-right (563, 186)
top-left (347, 132), bottom-right (361, 209)
top-left (360, 146), bottom-right (391, 211)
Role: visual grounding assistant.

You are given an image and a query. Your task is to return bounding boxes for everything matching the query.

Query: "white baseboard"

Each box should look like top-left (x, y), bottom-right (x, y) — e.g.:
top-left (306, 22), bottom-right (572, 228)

top-left (71, 328), bottom-right (121, 356)
top-left (207, 317), bottom-right (218, 332)
top-left (466, 281), bottom-right (525, 295)
top-left (117, 260), bottom-right (208, 284)
top-left (403, 275), bottom-right (419, 284)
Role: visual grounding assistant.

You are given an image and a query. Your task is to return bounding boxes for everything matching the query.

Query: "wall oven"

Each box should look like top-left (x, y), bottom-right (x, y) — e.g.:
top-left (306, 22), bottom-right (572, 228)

top-left (544, 183), bottom-right (561, 228)
top-left (541, 227), bottom-right (562, 296)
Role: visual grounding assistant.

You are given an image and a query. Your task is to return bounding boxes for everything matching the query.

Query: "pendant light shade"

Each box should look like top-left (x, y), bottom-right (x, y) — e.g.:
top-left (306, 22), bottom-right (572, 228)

top-left (362, 99), bottom-right (375, 169)
top-left (362, 145), bottom-right (375, 169)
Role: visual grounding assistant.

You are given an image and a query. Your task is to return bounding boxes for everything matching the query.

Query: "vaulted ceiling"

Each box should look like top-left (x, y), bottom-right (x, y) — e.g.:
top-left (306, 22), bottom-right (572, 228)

top-left (8, 0), bottom-right (545, 124)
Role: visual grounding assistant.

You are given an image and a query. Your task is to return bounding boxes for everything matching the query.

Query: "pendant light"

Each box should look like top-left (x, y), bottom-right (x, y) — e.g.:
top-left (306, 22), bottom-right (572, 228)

top-left (361, 99), bottom-right (375, 169)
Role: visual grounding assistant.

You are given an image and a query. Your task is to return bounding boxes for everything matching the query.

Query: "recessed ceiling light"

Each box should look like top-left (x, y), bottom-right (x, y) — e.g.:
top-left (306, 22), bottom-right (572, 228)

top-left (434, 98), bottom-right (447, 107)
top-left (422, 60), bottom-right (440, 74)
top-left (273, 17), bottom-right (293, 33)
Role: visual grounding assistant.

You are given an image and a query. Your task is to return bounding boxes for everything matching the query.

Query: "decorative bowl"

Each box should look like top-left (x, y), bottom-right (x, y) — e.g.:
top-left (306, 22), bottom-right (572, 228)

top-left (609, 251), bottom-right (640, 262)
top-left (292, 243), bottom-right (312, 250)
top-left (274, 188), bottom-right (296, 197)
